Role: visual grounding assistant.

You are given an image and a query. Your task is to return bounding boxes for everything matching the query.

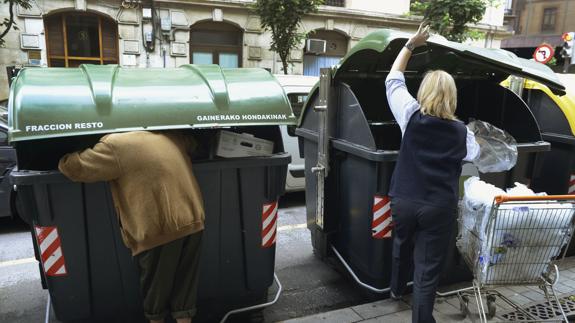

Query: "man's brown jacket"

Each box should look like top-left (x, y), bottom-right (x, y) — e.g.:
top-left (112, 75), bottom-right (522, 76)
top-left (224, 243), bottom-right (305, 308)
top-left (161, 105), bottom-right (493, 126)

top-left (59, 131), bottom-right (205, 255)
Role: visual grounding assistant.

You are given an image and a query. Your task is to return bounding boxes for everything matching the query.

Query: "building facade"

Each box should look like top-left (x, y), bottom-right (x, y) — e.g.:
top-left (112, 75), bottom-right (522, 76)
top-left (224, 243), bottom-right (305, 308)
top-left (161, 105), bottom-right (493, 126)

top-left (0, 0), bottom-right (508, 100)
top-left (502, 0), bottom-right (575, 60)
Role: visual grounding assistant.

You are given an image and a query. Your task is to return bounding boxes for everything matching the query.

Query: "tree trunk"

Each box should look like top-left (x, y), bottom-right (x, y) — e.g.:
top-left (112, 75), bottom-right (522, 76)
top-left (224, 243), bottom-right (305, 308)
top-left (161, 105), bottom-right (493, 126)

top-left (278, 53), bottom-right (288, 75)
top-left (282, 60), bottom-right (289, 75)
top-left (280, 52), bottom-right (289, 75)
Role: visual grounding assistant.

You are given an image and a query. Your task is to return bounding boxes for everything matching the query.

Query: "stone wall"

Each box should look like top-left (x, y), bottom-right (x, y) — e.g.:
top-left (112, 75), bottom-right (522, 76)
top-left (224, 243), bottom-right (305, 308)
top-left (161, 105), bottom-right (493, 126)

top-left (0, 0), bottom-right (508, 100)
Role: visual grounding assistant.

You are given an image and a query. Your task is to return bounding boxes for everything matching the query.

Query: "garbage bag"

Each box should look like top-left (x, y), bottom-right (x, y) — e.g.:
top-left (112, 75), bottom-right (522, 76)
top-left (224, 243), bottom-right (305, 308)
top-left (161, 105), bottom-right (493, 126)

top-left (467, 120), bottom-right (518, 173)
top-left (459, 177), bottom-right (574, 283)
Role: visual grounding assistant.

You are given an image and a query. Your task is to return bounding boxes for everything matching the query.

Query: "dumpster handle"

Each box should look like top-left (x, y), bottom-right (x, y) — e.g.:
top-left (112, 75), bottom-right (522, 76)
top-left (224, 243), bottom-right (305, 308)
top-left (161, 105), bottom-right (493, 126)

top-left (331, 245), bottom-right (413, 294)
top-left (219, 272), bottom-right (282, 323)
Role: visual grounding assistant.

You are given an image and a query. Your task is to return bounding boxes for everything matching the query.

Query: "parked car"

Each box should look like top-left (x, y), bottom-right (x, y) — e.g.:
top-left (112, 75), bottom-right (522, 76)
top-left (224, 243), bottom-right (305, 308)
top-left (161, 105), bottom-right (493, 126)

top-left (274, 74), bottom-right (318, 192)
top-left (0, 102), bottom-right (18, 219)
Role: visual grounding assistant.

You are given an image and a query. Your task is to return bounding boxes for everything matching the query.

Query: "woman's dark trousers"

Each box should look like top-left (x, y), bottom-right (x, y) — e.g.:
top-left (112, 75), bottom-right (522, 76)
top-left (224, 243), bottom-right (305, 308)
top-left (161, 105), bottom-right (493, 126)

top-left (390, 198), bottom-right (457, 323)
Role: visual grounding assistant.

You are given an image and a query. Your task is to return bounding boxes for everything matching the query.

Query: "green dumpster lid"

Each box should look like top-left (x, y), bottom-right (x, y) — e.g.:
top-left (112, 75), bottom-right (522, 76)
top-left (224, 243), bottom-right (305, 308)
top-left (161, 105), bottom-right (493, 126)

top-left (334, 29), bottom-right (565, 95)
top-left (8, 64), bottom-right (296, 142)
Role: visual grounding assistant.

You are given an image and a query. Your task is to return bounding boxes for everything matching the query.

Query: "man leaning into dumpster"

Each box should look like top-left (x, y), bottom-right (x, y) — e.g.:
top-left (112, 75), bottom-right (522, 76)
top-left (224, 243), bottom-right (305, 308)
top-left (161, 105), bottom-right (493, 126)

top-left (58, 130), bottom-right (205, 323)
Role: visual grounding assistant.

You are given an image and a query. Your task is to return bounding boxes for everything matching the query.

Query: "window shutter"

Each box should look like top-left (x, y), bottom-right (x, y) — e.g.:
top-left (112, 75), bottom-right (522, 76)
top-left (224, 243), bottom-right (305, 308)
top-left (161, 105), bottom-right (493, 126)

top-left (101, 19), bottom-right (118, 61)
top-left (45, 16), bottom-right (65, 57)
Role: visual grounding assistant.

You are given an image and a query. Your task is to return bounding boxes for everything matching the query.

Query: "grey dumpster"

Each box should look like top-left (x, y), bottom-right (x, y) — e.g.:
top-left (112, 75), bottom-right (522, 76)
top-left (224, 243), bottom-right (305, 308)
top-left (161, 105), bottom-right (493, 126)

top-left (9, 64), bottom-right (295, 322)
top-left (296, 29), bottom-right (564, 294)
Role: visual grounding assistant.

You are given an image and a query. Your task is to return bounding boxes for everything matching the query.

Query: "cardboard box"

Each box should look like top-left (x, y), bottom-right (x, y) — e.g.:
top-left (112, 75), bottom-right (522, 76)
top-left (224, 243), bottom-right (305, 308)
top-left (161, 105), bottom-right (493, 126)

top-left (215, 130), bottom-right (274, 158)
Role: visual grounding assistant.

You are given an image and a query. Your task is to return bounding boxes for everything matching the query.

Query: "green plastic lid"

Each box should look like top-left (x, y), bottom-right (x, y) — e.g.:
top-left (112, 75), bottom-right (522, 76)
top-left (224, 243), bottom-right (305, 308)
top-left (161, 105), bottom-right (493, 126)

top-left (336, 29), bottom-right (565, 94)
top-left (9, 64), bottom-right (296, 142)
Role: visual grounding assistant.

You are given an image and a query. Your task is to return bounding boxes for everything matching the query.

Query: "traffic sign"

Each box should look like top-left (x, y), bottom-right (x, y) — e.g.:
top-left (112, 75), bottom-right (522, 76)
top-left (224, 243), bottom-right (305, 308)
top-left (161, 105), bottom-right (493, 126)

top-left (533, 44), bottom-right (555, 64)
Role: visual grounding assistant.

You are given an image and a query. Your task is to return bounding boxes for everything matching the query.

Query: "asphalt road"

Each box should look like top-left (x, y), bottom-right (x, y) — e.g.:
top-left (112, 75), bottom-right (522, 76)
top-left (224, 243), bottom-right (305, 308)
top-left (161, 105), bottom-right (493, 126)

top-left (0, 216), bottom-right (49, 323)
top-left (0, 192), bottom-right (370, 323)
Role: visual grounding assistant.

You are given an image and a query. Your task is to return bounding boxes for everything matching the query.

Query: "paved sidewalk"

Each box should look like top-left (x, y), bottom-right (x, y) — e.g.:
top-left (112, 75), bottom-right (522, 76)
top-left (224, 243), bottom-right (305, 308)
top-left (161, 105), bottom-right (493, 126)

top-left (280, 257), bottom-right (575, 322)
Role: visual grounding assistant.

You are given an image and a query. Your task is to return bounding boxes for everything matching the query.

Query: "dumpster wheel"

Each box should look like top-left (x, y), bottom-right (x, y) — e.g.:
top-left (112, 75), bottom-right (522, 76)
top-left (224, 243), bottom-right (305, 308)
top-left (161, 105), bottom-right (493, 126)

top-left (458, 294), bottom-right (469, 318)
top-left (219, 273), bottom-right (282, 323)
top-left (486, 294), bottom-right (497, 319)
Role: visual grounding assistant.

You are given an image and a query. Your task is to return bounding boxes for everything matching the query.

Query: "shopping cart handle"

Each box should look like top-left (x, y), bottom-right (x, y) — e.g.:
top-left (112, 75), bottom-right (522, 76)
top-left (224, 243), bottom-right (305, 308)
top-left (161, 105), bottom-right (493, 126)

top-left (494, 194), bottom-right (575, 204)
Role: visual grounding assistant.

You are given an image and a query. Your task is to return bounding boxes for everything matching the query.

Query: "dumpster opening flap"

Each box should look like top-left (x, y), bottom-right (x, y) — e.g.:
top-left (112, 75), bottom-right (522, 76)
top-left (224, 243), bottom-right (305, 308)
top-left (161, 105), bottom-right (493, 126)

top-left (334, 29), bottom-right (565, 95)
top-left (299, 29), bottom-right (552, 151)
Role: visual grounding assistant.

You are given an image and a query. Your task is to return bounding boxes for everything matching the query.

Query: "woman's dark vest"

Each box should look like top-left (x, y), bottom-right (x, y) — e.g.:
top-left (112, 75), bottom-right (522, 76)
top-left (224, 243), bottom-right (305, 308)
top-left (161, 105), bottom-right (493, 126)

top-left (389, 111), bottom-right (467, 208)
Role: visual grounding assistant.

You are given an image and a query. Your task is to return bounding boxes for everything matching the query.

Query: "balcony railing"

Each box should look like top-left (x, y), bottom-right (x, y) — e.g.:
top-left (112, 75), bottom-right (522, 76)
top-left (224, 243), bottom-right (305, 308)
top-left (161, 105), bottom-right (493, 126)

top-left (325, 0), bottom-right (345, 7)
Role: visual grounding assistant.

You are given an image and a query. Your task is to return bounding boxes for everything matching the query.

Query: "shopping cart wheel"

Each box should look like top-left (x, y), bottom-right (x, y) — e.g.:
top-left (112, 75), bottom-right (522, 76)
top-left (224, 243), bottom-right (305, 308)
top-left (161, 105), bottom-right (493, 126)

top-left (487, 295), bottom-right (497, 319)
top-left (458, 294), bottom-right (469, 318)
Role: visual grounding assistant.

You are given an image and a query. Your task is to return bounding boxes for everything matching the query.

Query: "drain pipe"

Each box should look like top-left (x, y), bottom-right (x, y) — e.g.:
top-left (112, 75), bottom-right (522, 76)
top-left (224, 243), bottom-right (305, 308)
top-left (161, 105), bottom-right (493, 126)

top-left (331, 245), bottom-right (413, 294)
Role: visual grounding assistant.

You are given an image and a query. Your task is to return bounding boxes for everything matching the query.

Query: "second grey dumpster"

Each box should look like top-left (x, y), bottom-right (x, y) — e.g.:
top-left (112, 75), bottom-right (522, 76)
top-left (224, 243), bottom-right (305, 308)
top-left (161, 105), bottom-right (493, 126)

top-left (9, 64), bottom-right (295, 322)
top-left (296, 29), bottom-right (564, 293)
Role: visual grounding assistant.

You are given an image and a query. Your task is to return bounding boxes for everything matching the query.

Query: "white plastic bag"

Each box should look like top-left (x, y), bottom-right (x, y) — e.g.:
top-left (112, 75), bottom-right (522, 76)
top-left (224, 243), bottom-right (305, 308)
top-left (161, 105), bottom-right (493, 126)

top-left (459, 177), bottom-right (574, 283)
top-left (460, 177), bottom-right (506, 279)
top-left (468, 120), bottom-right (518, 173)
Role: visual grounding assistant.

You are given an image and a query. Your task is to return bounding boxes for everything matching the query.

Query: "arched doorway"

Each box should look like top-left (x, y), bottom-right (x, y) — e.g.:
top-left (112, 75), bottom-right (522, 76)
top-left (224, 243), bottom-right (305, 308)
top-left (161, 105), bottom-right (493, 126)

top-left (303, 30), bottom-right (348, 76)
top-left (44, 11), bottom-right (119, 67)
top-left (190, 21), bottom-right (243, 68)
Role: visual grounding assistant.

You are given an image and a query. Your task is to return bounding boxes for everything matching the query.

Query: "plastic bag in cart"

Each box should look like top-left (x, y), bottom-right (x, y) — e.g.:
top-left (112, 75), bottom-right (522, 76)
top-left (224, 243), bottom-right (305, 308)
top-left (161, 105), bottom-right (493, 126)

top-left (467, 120), bottom-right (518, 173)
top-left (459, 177), bottom-right (575, 283)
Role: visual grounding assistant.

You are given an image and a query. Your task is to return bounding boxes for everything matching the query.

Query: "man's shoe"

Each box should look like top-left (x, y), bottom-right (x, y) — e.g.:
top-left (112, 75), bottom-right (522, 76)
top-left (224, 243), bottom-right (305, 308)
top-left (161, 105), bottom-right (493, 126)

top-left (390, 290), bottom-right (402, 301)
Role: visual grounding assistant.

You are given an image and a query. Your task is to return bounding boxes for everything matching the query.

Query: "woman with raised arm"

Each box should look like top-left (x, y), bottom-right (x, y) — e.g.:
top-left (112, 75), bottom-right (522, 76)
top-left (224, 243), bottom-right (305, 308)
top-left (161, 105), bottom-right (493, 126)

top-left (385, 22), bottom-right (480, 323)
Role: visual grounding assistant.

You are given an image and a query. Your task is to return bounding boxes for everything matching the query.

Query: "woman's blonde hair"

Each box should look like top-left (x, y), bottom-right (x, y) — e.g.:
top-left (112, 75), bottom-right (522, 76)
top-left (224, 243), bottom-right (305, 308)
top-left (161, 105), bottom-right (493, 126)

top-left (417, 70), bottom-right (457, 120)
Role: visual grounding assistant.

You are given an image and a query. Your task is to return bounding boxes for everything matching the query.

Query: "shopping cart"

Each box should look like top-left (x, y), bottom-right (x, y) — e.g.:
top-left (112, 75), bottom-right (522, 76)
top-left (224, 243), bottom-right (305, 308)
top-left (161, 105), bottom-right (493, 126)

top-left (439, 195), bottom-right (575, 322)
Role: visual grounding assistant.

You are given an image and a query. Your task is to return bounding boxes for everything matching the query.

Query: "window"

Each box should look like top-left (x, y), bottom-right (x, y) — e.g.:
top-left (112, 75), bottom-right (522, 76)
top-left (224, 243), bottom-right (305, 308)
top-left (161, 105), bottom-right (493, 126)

top-left (44, 12), bottom-right (118, 67)
top-left (325, 0), bottom-right (345, 7)
top-left (505, 0), bottom-right (513, 15)
top-left (542, 8), bottom-right (557, 32)
top-left (190, 21), bottom-right (243, 68)
top-left (286, 93), bottom-right (308, 137)
top-left (304, 30), bottom-right (348, 76)
top-left (287, 93), bottom-right (308, 118)
top-left (192, 52), bottom-right (213, 65)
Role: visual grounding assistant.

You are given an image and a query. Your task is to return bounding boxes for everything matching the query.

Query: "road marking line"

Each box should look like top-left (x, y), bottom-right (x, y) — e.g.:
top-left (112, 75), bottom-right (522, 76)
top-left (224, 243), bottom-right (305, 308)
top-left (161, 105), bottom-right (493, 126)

top-left (0, 257), bottom-right (36, 268)
top-left (277, 223), bottom-right (307, 232)
top-left (0, 225), bottom-right (309, 267)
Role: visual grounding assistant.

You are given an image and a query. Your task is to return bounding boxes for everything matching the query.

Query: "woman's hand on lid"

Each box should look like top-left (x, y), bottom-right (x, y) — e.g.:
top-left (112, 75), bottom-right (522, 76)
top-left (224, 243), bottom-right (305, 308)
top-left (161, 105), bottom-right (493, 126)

top-left (407, 21), bottom-right (431, 49)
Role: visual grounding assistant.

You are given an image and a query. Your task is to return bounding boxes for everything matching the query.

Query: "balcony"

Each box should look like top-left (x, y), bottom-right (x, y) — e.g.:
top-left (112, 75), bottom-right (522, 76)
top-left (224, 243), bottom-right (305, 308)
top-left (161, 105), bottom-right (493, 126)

top-left (325, 0), bottom-right (345, 7)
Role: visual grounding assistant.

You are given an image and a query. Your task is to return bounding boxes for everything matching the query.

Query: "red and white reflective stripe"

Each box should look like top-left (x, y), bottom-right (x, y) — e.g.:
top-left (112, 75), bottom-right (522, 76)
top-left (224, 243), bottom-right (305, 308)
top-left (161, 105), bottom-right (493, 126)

top-left (569, 174), bottom-right (575, 194)
top-left (262, 201), bottom-right (278, 248)
top-left (372, 195), bottom-right (393, 239)
top-left (34, 226), bottom-right (67, 276)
